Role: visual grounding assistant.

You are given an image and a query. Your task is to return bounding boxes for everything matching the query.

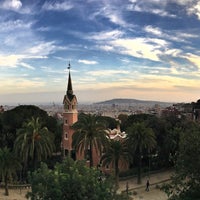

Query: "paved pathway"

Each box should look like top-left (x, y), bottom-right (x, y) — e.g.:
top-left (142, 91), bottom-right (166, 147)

top-left (118, 169), bottom-right (173, 200)
top-left (0, 170), bottom-right (172, 200)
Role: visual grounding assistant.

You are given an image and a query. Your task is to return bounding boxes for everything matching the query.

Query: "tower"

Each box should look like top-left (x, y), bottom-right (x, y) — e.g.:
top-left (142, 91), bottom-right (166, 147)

top-left (62, 63), bottom-right (78, 158)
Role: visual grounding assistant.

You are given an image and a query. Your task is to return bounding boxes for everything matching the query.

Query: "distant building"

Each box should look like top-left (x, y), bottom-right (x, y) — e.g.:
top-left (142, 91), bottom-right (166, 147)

top-left (192, 99), bottom-right (200, 122)
top-left (0, 105), bottom-right (4, 113)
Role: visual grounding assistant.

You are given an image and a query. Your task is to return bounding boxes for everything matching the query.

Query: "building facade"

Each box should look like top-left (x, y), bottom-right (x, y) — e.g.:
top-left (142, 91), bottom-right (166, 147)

top-left (62, 66), bottom-right (78, 159)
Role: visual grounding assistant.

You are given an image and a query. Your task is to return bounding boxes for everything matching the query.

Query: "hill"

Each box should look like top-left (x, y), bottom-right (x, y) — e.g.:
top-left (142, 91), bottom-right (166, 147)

top-left (95, 98), bottom-right (173, 107)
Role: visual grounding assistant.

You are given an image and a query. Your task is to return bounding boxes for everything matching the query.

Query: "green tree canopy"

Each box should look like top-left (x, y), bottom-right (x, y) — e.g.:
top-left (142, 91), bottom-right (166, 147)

top-left (126, 122), bottom-right (156, 184)
top-left (101, 139), bottom-right (130, 188)
top-left (27, 158), bottom-right (129, 200)
top-left (0, 105), bottom-right (62, 151)
top-left (14, 117), bottom-right (55, 169)
top-left (163, 123), bottom-right (200, 200)
top-left (0, 147), bottom-right (21, 196)
top-left (72, 113), bottom-right (109, 167)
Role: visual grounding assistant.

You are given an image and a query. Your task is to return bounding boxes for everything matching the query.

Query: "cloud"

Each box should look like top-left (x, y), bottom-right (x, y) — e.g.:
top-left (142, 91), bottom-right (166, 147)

top-left (1, 0), bottom-right (22, 11)
top-left (89, 2), bottom-right (129, 27)
top-left (42, 1), bottom-right (73, 11)
top-left (110, 37), bottom-right (168, 61)
top-left (28, 41), bottom-right (67, 56)
top-left (184, 53), bottom-right (200, 68)
top-left (0, 78), bottom-right (45, 94)
top-left (20, 62), bottom-right (35, 70)
top-left (87, 69), bottom-right (129, 76)
top-left (0, 19), bottom-right (33, 32)
top-left (144, 26), bottom-right (163, 36)
top-left (187, 1), bottom-right (200, 20)
top-left (78, 59), bottom-right (98, 65)
top-left (98, 45), bottom-right (114, 51)
top-left (0, 54), bottom-right (47, 68)
top-left (127, 0), bottom-right (176, 17)
top-left (0, 54), bottom-right (23, 67)
top-left (87, 30), bottom-right (124, 41)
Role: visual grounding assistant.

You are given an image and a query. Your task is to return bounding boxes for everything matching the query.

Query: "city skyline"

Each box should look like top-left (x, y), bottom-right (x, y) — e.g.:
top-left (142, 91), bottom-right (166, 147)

top-left (1, 0), bottom-right (200, 104)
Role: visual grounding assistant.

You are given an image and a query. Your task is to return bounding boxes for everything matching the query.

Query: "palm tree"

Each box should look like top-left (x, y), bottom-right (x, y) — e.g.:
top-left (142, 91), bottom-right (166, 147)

top-left (14, 117), bottom-right (55, 169)
top-left (100, 139), bottom-right (130, 188)
top-left (0, 147), bottom-right (21, 196)
top-left (126, 122), bottom-right (156, 184)
top-left (72, 113), bottom-right (109, 168)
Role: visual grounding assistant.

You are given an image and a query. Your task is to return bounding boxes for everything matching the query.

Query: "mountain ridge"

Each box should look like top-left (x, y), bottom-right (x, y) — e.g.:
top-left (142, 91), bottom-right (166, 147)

top-left (95, 98), bottom-right (174, 105)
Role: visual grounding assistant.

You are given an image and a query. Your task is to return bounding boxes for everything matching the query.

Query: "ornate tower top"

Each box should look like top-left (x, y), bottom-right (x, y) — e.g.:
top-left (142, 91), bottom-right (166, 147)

top-left (63, 62), bottom-right (77, 112)
top-left (67, 62), bottom-right (73, 96)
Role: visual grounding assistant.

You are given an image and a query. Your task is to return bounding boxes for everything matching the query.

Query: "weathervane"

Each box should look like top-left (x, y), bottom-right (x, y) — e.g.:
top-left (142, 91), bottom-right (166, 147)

top-left (68, 61), bottom-right (71, 70)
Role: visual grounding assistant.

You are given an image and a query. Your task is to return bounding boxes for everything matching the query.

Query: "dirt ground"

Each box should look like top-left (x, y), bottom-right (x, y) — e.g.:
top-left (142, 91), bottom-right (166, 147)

top-left (0, 188), bottom-right (29, 200)
top-left (0, 187), bottom-right (168, 200)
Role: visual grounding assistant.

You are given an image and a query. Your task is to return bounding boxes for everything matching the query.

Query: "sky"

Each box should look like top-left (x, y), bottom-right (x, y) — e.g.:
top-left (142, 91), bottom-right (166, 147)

top-left (1, 0), bottom-right (200, 104)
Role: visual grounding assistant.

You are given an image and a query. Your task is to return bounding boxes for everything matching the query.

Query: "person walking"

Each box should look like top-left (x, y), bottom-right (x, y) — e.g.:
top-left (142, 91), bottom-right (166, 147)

top-left (146, 180), bottom-right (150, 191)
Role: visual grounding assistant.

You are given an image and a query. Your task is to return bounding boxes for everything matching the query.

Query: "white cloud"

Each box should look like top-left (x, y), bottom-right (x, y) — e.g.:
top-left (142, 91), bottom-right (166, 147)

top-left (42, 1), bottom-right (73, 11)
top-left (0, 20), bottom-right (33, 32)
top-left (144, 26), bottom-right (163, 36)
top-left (0, 54), bottom-right (23, 67)
top-left (28, 41), bottom-right (66, 56)
top-left (0, 78), bottom-right (45, 94)
top-left (90, 3), bottom-right (128, 27)
top-left (87, 70), bottom-right (129, 76)
top-left (187, 1), bottom-right (200, 20)
top-left (165, 49), bottom-right (182, 57)
top-left (78, 60), bottom-right (98, 65)
top-left (20, 62), bottom-right (35, 70)
top-left (126, 0), bottom-right (176, 17)
top-left (110, 37), bottom-right (168, 61)
top-left (88, 30), bottom-right (124, 41)
top-left (0, 54), bottom-right (47, 68)
top-left (98, 45), bottom-right (114, 51)
top-left (184, 53), bottom-right (200, 68)
top-left (1, 0), bottom-right (22, 10)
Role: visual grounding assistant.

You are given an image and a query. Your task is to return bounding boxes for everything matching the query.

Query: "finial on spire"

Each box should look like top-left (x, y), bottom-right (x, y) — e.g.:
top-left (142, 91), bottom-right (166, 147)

top-left (68, 61), bottom-right (71, 70)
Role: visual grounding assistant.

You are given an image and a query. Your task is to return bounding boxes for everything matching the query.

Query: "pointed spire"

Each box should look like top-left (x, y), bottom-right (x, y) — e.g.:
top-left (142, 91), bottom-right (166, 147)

top-left (67, 62), bottom-right (73, 95)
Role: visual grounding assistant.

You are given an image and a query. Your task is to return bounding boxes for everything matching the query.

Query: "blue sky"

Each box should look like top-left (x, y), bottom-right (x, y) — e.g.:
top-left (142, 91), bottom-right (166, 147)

top-left (1, 0), bottom-right (200, 104)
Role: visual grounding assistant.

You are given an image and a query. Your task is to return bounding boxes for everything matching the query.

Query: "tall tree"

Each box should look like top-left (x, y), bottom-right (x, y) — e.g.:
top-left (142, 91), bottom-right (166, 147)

top-left (101, 139), bottom-right (130, 188)
top-left (162, 123), bottom-right (200, 200)
top-left (72, 113), bottom-right (109, 168)
top-left (0, 147), bottom-right (21, 196)
top-left (126, 122), bottom-right (156, 184)
top-left (27, 158), bottom-right (129, 200)
top-left (14, 117), bottom-right (55, 169)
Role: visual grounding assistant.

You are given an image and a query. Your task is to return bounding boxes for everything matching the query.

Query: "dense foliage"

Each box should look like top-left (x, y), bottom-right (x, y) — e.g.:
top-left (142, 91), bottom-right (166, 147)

top-left (0, 147), bottom-right (21, 196)
top-left (72, 113), bottom-right (109, 167)
top-left (162, 123), bottom-right (200, 200)
top-left (126, 122), bottom-right (156, 184)
top-left (27, 158), bottom-right (129, 200)
top-left (0, 105), bottom-right (62, 151)
top-left (101, 139), bottom-right (130, 187)
top-left (1, 104), bottom-right (199, 199)
top-left (0, 105), bottom-right (62, 185)
top-left (14, 117), bottom-right (55, 169)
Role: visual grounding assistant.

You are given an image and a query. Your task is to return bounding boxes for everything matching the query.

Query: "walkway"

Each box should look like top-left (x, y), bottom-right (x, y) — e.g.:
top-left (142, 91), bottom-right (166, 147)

top-left (118, 169), bottom-right (173, 200)
top-left (0, 170), bottom-right (173, 200)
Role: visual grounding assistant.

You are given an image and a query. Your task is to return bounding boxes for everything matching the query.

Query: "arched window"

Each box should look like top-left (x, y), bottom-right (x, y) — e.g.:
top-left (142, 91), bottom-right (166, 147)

top-left (65, 132), bottom-right (68, 139)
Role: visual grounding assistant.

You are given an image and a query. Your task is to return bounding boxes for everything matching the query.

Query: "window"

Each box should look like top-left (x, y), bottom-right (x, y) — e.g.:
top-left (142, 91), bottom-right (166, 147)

top-left (64, 149), bottom-right (69, 157)
top-left (71, 150), bottom-right (76, 160)
top-left (106, 164), bottom-right (109, 169)
top-left (65, 132), bottom-right (68, 139)
top-left (85, 149), bottom-right (90, 161)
